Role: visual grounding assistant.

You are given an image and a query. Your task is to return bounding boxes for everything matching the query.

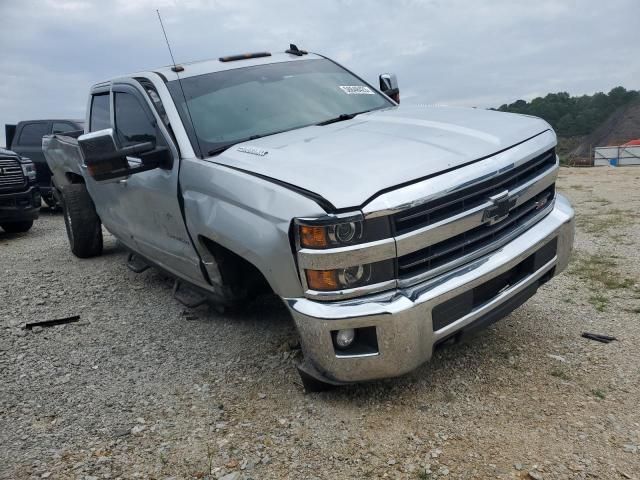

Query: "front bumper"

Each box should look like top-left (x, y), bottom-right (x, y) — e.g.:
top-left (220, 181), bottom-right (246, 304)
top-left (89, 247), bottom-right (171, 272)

top-left (285, 194), bottom-right (575, 384)
top-left (0, 186), bottom-right (41, 222)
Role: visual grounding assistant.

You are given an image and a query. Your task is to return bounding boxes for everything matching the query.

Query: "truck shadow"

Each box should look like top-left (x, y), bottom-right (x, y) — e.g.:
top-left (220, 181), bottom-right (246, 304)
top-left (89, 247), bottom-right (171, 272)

top-left (0, 230), bottom-right (31, 240)
top-left (39, 205), bottom-right (62, 215)
top-left (299, 314), bottom-right (525, 401)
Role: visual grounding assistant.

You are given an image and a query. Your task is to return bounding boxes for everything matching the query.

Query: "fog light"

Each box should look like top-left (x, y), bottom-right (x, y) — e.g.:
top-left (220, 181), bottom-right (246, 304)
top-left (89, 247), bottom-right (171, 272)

top-left (335, 328), bottom-right (356, 349)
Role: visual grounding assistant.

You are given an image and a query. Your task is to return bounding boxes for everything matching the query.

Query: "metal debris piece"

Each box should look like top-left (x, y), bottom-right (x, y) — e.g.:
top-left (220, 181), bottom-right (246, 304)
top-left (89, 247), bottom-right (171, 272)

top-left (581, 332), bottom-right (618, 344)
top-left (25, 315), bottom-right (80, 330)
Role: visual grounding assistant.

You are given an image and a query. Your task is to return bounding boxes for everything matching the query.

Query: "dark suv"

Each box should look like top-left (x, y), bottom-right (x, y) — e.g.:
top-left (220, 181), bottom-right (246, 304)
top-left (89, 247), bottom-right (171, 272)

top-left (6, 119), bottom-right (83, 208)
top-left (0, 148), bottom-right (40, 233)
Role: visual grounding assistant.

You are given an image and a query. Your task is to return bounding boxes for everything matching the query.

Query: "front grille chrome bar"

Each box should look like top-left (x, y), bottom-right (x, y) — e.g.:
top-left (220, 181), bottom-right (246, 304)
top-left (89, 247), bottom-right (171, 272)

top-left (395, 162), bottom-right (558, 257)
top-left (0, 157), bottom-right (26, 190)
top-left (298, 237), bottom-right (396, 270)
top-left (397, 197), bottom-right (555, 288)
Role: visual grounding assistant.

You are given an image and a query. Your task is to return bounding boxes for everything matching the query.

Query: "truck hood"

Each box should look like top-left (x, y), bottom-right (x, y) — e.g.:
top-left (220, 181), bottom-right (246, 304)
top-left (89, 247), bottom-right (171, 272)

top-left (212, 105), bottom-right (553, 210)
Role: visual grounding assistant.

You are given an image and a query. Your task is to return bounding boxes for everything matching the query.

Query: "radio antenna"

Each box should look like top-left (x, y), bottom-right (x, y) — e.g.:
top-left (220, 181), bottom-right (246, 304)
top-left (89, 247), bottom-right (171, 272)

top-left (156, 9), bottom-right (203, 156)
top-left (157, 10), bottom-right (180, 72)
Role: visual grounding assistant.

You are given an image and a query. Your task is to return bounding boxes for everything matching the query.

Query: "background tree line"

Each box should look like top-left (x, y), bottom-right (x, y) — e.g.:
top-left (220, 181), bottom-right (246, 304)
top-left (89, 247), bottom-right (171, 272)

top-left (495, 87), bottom-right (639, 137)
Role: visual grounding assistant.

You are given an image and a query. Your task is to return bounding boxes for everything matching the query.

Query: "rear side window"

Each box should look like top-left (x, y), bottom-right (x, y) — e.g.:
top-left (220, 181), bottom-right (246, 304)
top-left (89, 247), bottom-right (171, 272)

top-left (52, 122), bottom-right (78, 134)
top-left (113, 92), bottom-right (157, 147)
top-left (89, 94), bottom-right (110, 132)
top-left (18, 122), bottom-right (49, 146)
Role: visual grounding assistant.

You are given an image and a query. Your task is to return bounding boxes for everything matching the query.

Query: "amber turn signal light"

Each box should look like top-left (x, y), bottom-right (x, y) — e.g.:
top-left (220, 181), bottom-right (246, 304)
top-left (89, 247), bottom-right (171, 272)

top-left (299, 225), bottom-right (328, 248)
top-left (305, 269), bottom-right (339, 291)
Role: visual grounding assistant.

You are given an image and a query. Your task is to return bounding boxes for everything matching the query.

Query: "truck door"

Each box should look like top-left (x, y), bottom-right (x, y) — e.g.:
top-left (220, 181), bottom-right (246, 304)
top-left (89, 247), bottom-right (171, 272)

top-left (12, 121), bottom-right (50, 189)
top-left (83, 89), bottom-right (133, 245)
top-left (97, 81), bottom-right (205, 286)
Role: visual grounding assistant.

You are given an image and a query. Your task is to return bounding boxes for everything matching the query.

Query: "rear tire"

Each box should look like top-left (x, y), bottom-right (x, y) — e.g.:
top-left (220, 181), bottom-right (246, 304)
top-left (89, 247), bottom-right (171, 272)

top-left (0, 220), bottom-right (34, 233)
top-left (61, 183), bottom-right (103, 258)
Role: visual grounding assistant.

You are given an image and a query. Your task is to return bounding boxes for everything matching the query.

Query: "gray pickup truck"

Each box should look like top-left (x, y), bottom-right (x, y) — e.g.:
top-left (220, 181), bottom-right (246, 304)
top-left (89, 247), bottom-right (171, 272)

top-left (6, 119), bottom-right (84, 208)
top-left (44, 47), bottom-right (575, 390)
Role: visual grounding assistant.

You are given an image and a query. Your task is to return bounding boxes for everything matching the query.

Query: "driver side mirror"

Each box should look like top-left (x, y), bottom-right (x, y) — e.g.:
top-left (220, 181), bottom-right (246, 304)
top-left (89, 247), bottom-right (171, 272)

top-left (379, 73), bottom-right (400, 103)
top-left (78, 129), bottom-right (170, 181)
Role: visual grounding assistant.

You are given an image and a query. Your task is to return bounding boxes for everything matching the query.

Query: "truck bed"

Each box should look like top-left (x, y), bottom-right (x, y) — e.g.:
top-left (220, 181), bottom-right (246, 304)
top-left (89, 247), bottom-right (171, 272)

top-left (42, 133), bottom-right (84, 188)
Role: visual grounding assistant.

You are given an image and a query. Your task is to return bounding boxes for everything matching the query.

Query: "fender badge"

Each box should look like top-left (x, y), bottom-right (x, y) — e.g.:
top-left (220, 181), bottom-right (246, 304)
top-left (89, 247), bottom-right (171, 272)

top-left (237, 146), bottom-right (268, 156)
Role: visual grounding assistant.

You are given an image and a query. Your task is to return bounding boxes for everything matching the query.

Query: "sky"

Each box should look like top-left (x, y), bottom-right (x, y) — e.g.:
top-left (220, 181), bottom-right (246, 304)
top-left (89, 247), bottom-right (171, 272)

top-left (1, 0), bottom-right (639, 147)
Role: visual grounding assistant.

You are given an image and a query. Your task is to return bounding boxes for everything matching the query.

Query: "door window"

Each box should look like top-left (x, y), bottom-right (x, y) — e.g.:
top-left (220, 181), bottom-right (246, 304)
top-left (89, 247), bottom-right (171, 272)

top-left (89, 94), bottom-right (110, 132)
top-left (113, 92), bottom-right (157, 147)
top-left (18, 122), bottom-right (49, 146)
top-left (52, 122), bottom-right (78, 134)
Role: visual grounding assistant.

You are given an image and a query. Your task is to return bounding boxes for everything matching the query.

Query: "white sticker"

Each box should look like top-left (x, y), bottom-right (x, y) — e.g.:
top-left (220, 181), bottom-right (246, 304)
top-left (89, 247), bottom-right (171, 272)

top-left (339, 85), bottom-right (375, 95)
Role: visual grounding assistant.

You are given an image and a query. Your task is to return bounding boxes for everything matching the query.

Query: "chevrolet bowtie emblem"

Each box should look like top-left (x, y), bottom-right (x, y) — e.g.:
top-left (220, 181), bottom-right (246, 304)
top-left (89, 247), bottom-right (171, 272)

top-left (483, 190), bottom-right (516, 225)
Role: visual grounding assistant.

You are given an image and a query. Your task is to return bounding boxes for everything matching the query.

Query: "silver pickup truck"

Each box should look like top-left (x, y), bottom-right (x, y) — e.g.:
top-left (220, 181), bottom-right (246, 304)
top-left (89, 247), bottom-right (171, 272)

top-left (44, 47), bottom-right (575, 390)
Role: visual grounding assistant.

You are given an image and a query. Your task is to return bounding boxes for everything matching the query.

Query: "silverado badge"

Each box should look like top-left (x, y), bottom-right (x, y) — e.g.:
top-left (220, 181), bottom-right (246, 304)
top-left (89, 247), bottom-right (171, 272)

top-left (237, 146), bottom-right (268, 156)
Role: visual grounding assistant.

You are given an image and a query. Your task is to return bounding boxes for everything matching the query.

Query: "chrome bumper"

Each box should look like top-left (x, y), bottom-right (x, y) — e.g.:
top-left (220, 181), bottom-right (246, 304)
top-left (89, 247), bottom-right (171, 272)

top-left (285, 194), bottom-right (575, 383)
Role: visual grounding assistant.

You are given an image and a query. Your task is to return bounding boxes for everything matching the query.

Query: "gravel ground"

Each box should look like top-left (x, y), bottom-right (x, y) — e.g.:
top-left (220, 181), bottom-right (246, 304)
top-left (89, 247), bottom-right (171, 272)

top-left (1, 167), bottom-right (639, 480)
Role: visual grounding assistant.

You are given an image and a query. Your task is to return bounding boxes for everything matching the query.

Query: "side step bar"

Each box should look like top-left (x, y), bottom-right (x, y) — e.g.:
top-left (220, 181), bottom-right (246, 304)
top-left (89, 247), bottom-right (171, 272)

top-left (172, 280), bottom-right (208, 308)
top-left (125, 250), bottom-right (228, 310)
top-left (126, 253), bottom-right (150, 273)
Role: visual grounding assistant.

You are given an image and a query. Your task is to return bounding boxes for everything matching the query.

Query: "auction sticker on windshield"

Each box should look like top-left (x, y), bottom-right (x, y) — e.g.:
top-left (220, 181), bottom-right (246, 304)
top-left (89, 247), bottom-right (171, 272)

top-left (339, 85), bottom-right (375, 95)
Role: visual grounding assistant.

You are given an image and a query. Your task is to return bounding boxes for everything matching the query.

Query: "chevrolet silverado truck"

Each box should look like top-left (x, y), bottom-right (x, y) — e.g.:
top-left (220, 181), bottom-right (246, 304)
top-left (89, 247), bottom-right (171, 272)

top-left (6, 119), bottom-right (84, 209)
top-left (43, 47), bottom-right (575, 390)
top-left (0, 148), bottom-right (40, 233)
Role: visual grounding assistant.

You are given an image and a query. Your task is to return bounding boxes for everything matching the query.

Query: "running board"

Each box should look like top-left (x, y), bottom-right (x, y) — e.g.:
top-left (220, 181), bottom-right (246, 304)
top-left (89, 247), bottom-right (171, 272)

top-left (172, 279), bottom-right (208, 308)
top-left (126, 253), bottom-right (150, 273)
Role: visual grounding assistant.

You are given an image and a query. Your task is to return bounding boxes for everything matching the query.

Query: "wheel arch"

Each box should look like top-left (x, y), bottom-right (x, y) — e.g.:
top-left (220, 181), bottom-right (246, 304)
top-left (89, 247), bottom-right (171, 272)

top-left (180, 160), bottom-right (328, 299)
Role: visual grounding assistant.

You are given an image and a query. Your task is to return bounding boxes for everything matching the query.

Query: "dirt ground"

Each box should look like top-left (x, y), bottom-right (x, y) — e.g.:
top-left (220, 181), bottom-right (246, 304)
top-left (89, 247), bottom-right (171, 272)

top-left (1, 167), bottom-right (639, 480)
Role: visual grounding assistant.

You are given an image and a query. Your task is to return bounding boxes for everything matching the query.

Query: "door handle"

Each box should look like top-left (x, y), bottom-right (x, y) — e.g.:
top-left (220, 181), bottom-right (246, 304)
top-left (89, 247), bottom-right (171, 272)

top-left (118, 179), bottom-right (128, 186)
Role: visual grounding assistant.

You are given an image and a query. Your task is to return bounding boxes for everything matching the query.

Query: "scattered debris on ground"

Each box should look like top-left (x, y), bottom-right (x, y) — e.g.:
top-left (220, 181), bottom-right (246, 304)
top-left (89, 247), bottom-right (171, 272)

top-left (24, 315), bottom-right (80, 330)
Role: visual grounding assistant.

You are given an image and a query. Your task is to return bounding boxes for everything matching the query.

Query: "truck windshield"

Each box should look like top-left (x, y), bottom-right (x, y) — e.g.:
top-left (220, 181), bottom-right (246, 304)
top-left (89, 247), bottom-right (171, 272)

top-left (167, 58), bottom-right (393, 157)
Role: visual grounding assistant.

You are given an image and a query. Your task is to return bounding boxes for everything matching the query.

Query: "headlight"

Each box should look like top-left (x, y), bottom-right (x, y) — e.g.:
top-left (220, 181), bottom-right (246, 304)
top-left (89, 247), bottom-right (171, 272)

top-left (297, 216), bottom-right (390, 249)
top-left (19, 158), bottom-right (37, 181)
top-left (305, 260), bottom-right (394, 291)
top-left (295, 214), bottom-right (395, 294)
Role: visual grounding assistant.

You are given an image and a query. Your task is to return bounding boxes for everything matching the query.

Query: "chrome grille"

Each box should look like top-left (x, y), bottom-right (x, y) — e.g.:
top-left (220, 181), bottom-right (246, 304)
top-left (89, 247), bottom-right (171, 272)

top-left (393, 149), bottom-right (556, 234)
top-left (0, 157), bottom-right (26, 190)
top-left (398, 185), bottom-right (555, 278)
top-left (394, 148), bottom-right (558, 282)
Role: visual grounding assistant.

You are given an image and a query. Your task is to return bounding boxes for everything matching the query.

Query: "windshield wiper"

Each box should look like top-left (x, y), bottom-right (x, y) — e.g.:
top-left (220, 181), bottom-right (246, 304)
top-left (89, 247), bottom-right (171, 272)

top-left (316, 113), bottom-right (359, 126)
top-left (207, 135), bottom-right (262, 157)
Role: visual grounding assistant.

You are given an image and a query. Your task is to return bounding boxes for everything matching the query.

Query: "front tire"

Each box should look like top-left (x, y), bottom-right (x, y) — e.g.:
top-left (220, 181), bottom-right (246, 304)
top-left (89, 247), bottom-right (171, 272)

top-left (61, 183), bottom-right (103, 258)
top-left (0, 220), bottom-right (34, 233)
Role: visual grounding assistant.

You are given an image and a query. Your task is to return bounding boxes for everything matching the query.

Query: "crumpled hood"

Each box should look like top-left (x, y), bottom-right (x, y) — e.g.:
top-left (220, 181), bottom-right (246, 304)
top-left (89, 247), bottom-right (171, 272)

top-left (212, 105), bottom-right (553, 210)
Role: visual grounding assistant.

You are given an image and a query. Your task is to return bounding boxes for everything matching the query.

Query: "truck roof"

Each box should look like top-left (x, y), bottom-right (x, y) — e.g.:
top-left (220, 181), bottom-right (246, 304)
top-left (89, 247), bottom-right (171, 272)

top-left (99, 51), bottom-right (324, 86)
top-left (14, 119), bottom-right (84, 125)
